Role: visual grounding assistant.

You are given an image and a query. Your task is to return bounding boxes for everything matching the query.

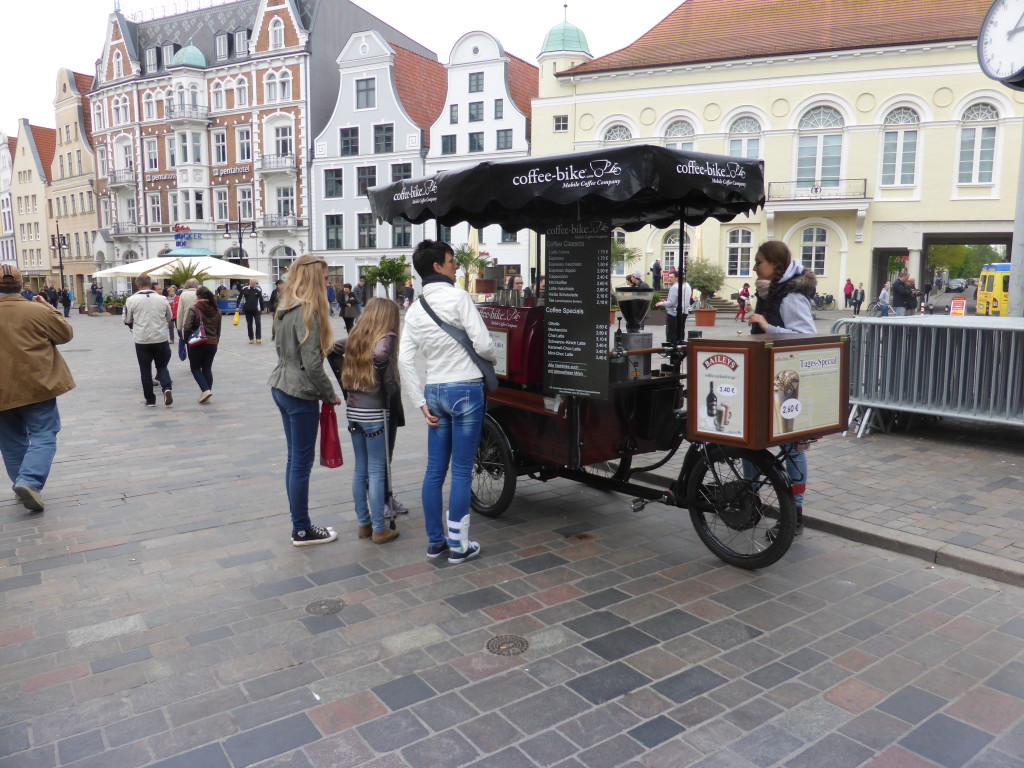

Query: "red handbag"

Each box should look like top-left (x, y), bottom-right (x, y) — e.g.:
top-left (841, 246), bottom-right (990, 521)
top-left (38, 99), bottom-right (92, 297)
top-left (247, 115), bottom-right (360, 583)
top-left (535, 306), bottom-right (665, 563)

top-left (319, 402), bottom-right (344, 468)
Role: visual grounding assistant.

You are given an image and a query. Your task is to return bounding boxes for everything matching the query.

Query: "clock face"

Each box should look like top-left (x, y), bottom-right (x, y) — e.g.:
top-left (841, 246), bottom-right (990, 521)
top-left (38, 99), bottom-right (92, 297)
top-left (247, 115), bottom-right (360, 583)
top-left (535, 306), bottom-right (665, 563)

top-left (979, 0), bottom-right (1024, 82)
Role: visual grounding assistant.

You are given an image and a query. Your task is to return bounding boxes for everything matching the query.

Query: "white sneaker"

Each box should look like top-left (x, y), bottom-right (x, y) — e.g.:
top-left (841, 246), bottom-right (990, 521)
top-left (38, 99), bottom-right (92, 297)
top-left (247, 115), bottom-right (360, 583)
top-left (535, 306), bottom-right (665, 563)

top-left (198, 390), bottom-right (213, 403)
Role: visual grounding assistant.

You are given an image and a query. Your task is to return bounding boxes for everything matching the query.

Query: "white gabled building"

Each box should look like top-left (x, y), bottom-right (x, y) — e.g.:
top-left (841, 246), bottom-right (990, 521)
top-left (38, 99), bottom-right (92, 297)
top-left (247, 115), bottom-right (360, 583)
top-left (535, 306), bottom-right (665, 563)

top-left (310, 30), bottom-right (444, 292)
top-left (425, 32), bottom-right (538, 284)
top-left (0, 134), bottom-right (15, 269)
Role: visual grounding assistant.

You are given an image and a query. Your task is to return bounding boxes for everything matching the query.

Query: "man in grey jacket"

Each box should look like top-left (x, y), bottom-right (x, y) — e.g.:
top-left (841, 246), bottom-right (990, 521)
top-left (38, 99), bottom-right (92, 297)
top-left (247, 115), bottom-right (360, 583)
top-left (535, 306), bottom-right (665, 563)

top-left (124, 274), bottom-right (174, 407)
top-left (175, 278), bottom-right (200, 335)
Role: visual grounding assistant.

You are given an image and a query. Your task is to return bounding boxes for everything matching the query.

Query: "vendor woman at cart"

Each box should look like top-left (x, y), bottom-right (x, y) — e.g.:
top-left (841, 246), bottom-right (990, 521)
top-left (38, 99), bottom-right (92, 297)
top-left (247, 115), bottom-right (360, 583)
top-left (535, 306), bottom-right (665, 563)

top-left (747, 240), bottom-right (816, 541)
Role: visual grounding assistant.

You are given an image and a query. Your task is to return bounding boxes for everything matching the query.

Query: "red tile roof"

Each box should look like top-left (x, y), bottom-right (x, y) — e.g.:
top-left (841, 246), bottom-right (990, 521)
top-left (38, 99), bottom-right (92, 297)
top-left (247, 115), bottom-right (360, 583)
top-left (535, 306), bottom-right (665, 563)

top-left (7, 138), bottom-right (15, 157)
top-left (30, 126), bottom-right (56, 183)
top-left (73, 72), bottom-right (96, 142)
top-left (393, 45), bottom-right (447, 147)
top-left (567, 0), bottom-right (991, 75)
top-left (506, 53), bottom-right (539, 119)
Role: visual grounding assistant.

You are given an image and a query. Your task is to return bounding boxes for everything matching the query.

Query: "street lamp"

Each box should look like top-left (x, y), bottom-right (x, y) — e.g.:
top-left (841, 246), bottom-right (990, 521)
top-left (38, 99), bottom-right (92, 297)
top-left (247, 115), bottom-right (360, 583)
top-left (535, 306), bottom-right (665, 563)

top-left (223, 220), bottom-right (257, 262)
top-left (48, 225), bottom-right (68, 292)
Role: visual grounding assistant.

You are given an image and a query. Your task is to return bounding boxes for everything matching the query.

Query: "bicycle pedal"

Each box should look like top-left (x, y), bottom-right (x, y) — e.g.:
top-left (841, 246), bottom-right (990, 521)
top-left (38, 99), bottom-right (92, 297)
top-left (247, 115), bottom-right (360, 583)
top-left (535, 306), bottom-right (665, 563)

top-left (630, 498), bottom-right (647, 513)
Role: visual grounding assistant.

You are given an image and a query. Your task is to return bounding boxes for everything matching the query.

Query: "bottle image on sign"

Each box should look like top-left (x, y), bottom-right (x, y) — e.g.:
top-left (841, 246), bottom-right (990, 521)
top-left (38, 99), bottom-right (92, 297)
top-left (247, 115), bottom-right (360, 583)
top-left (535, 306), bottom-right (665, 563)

top-left (706, 380), bottom-right (718, 417)
top-left (774, 370), bottom-right (801, 434)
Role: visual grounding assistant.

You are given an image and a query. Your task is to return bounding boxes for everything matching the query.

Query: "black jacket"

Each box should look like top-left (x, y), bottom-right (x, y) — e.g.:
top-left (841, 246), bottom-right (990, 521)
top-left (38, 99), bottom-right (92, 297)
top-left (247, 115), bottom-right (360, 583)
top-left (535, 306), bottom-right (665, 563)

top-left (891, 279), bottom-right (914, 309)
top-left (238, 285), bottom-right (265, 312)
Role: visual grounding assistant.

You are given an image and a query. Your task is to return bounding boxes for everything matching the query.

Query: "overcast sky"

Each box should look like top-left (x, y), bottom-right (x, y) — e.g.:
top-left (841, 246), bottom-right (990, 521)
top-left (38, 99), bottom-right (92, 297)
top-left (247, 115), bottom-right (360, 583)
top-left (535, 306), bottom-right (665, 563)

top-left (1, 0), bottom-right (682, 138)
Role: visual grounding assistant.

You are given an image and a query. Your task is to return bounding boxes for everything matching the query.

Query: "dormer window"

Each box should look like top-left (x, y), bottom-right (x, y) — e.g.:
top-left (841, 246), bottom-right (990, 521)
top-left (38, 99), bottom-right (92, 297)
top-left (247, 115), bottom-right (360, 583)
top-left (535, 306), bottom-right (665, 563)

top-left (269, 18), bottom-right (284, 50)
top-left (215, 33), bottom-right (229, 60)
top-left (162, 43), bottom-right (176, 65)
top-left (234, 29), bottom-right (248, 57)
top-left (145, 47), bottom-right (158, 73)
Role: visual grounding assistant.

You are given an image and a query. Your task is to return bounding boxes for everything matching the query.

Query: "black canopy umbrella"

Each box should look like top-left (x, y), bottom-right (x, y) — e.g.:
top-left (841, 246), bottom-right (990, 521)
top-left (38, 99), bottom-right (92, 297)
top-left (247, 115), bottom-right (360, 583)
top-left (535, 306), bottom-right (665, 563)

top-left (368, 144), bottom-right (764, 231)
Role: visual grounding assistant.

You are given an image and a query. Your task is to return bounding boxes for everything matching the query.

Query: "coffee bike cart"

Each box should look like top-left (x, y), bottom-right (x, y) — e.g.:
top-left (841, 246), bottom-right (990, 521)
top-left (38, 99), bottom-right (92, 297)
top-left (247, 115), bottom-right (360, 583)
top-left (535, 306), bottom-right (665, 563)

top-left (369, 145), bottom-right (848, 569)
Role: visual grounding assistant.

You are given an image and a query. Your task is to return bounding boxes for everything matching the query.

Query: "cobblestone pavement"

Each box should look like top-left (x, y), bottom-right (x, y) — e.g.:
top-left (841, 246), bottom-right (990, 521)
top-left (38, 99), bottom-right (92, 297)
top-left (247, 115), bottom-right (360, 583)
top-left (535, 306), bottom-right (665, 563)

top-left (2, 310), bottom-right (1023, 768)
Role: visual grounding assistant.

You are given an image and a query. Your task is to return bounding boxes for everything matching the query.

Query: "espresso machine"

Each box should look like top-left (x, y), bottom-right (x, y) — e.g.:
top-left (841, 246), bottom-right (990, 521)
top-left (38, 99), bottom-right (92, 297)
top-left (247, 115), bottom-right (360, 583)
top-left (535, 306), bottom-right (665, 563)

top-left (610, 286), bottom-right (654, 382)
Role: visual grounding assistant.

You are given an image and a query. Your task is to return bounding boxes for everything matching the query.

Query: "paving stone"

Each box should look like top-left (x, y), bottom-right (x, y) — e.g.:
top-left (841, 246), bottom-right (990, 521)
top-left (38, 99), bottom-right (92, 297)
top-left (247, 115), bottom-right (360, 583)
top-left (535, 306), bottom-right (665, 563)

top-left (582, 627), bottom-right (659, 662)
top-left (306, 563), bottom-right (370, 586)
top-left (558, 703), bottom-right (640, 749)
top-left (186, 626), bottom-right (234, 646)
top-left (520, 731), bottom-right (578, 766)
top-left (987, 661), bottom-right (1024, 699)
top-left (465, 746), bottom-right (536, 768)
top-left (566, 662), bottom-right (651, 705)
top-left (837, 709), bottom-right (914, 752)
top-left (579, 589), bottom-right (631, 610)
top-left (372, 673), bottom-right (437, 711)
top-left (356, 710), bottom-right (430, 753)
top-left (730, 724), bottom-right (806, 768)
top-left (653, 665), bottom-right (729, 704)
top-left (563, 611), bottom-right (630, 639)
top-left (627, 715), bottom-right (685, 748)
top-left (501, 687), bottom-right (591, 734)
top-left (444, 586), bottom-right (514, 614)
top-left (147, 744), bottom-right (231, 768)
top-left (746, 661), bottom-right (801, 689)
top-left (877, 685), bottom-right (948, 724)
top-left (458, 713), bottom-right (523, 753)
top-left (511, 553), bottom-right (570, 574)
top-left (57, 729), bottom-right (105, 764)
top-left (249, 577), bottom-right (313, 601)
top-left (0, 744), bottom-right (55, 768)
top-left (460, 670), bottom-right (542, 712)
top-left (303, 732), bottom-right (374, 768)
top-left (90, 647), bottom-right (153, 674)
top-left (693, 619), bottom-right (764, 650)
top-left (222, 714), bottom-right (320, 768)
top-left (103, 710), bottom-right (170, 748)
top-left (636, 608), bottom-right (708, 640)
top-left (899, 713), bottom-right (994, 768)
top-left (782, 732), bottom-right (875, 768)
top-left (217, 550), bottom-right (275, 569)
top-left (243, 663), bottom-right (323, 701)
top-left (576, 733), bottom-right (645, 768)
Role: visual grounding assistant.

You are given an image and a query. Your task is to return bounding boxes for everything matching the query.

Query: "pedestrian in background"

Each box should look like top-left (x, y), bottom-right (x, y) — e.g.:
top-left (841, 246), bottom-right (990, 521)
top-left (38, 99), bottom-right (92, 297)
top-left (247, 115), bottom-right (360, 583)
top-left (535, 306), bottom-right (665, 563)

top-left (0, 265), bottom-right (75, 513)
top-left (326, 280), bottom-right (338, 317)
top-left (657, 270), bottom-right (691, 345)
top-left (852, 282), bottom-right (865, 316)
top-left (748, 240), bottom-right (815, 540)
top-left (399, 240), bottom-right (496, 564)
top-left (175, 279), bottom-right (200, 339)
top-left (843, 277), bottom-right (854, 309)
top-left (878, 282), bottom-right (891, 317)
top-left (651, 258), bottom-right (663, 290)
top-left (269, 279), bottom-right (284, 341)
top-left (181, 286), bottom-right (222, 404)
top-left (336, 298), bottom-right (402, 544)
top-left (59, 287), bottom-right (72, 318)
top-left (238, 279), bottom-right (265, 343)
top-left (268, 254), bottom-right (340, 547)
top-left (124, 274), bottom-right (174, 407)
top-left (735, 282), bottom-right (750, 322)
top-left (339, 283), bottom-right (359, 333)
top-left (401, 278), bottom-right (415, 309)
top-left (353, 277), bottom-right (367, 316)
top-left (166, 284), bottom-right (179, 343)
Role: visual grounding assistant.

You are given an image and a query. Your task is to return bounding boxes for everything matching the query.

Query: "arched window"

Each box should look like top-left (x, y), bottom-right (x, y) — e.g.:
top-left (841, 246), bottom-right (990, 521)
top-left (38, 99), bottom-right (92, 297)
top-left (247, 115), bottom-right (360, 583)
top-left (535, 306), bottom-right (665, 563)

top-left (143, 92), bottom-right (155, 120)
top-left (797, 106), bottom-right (845, 189)
top-left (661, 230), bottom-right (689, 272)
top-left (958, 102), bottom-right (998, 184)
top-left (211, 82), bottom-right (224, 110)
top-left (189, 85), bottom-right (199, 107)
top-left (93, 103), bottom-right (104, 130)
top-left (665, 119), bottom-right (695, 151)
top-left (163, 90), bottom-right (174, 116)
top-left (728, 116), bottom-right (761, 159)
top-left (113, 50), bottom-right (123, 78)
top-left (603, 124), bottom-right (632, 142)
top-left (265, 72), bottom-right (279, 103)
top-left (800, 227), bottom-right (828, 274)
top-left (235, 77), bottom-right (249, 107)
top-left (176, 85), bottom-right (186, 107)
top-left (881, 107), bottom-right (920, 186)
top-left (269, 18), bottom-right (285, 50)
top-left (271, 245), bottom-right (296, 281)
top-left (278, 70), bottom-right (291, 101)
top-left (726, 228), bottom-right (753, 276)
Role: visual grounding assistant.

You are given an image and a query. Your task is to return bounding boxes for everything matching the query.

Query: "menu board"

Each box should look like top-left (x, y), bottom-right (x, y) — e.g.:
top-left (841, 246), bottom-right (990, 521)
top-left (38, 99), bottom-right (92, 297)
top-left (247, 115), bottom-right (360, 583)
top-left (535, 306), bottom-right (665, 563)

top-left (693, 349), bottom-right (748, 440)
top-left (543, 221), bottom-right (611, 398)
top-left (770, 344), bottom-right (843, 439)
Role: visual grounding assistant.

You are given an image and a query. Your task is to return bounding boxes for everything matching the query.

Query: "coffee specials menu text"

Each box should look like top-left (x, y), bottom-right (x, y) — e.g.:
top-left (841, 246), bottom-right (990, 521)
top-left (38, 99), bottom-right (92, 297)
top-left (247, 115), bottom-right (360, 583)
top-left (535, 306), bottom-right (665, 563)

top-left (543, 221), bottom-right (611, 398)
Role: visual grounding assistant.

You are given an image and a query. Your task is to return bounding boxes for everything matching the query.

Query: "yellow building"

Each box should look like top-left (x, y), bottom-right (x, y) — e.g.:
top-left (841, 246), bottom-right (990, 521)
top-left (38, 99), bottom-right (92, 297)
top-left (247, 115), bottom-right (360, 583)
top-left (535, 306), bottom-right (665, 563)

top-left (532, 0), bottom-right (1014, 300)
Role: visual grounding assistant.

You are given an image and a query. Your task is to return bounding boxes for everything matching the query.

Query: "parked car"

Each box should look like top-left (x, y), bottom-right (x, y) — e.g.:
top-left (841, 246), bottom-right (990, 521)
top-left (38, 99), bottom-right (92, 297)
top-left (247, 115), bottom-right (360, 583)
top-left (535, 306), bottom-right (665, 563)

top-left (945, 278), bottom-right (968, 293)
top-left (926, 285), bottom-right (976, 315)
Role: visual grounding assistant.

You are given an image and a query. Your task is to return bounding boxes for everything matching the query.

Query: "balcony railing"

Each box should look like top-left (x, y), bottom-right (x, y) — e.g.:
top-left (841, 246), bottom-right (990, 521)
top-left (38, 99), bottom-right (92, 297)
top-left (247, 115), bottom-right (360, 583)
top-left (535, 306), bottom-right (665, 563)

top-left (108, 168), bottom-right (136, 185)
top-left (261, 215), bottom-right (298, 229)
top-left (768, 179), bottom-right (868, 201)
top-left (165, 104), bottom-right (210, 121)
top-left (110, 222), bottom-right (138, 236)
top-left (258, 153), bottom-right (296, 172)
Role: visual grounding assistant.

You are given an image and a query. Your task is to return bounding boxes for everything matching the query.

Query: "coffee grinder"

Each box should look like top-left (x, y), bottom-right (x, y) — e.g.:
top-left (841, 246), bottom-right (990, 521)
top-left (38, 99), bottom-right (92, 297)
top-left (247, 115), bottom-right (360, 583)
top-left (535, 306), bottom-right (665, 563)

top-left (610, 286), bottom-right (654, 382)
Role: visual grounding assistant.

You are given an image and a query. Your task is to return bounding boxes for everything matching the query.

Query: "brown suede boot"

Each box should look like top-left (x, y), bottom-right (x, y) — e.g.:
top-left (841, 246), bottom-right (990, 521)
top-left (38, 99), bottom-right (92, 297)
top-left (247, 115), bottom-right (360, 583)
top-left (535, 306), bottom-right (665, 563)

top-left (358, 525), bottom-right (372, 539)
top-left (372, 528), bottom-right (399, 544)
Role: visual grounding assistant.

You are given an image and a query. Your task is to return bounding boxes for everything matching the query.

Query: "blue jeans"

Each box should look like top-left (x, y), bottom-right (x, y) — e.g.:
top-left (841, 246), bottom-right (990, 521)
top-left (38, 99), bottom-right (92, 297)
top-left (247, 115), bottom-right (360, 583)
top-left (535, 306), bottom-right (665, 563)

top-left (894, 307), bottom-right (906, 316)
top-left (349, 420), bottom-right (388, 533)
top-left (272, 388), bottom-right (319, 532)
top-left (880, 303), bottom-right (890, 317)
top-left (0, 399), bottom-right (61, 491)
top-left (422, 381), bottom-right (485, 548)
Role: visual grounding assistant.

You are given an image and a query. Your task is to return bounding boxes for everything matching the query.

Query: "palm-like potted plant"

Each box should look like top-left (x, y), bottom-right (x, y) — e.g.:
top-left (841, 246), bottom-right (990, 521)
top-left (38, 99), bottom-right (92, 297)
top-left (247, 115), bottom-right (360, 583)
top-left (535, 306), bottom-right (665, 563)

top-left (453, 243), bottom-right (489, 291)
top-left (610, 238), bottom-right (644, 323)
top-left (163, 261), bottom-right (212, 287)
top-left (685, 258), bottom-right (727, 326)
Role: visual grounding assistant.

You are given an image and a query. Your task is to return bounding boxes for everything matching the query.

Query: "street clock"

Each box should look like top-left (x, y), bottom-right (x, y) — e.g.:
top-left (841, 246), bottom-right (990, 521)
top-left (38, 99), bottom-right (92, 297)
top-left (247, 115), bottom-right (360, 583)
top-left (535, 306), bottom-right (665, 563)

top-left (979, 0), bottom-right (1024, 89)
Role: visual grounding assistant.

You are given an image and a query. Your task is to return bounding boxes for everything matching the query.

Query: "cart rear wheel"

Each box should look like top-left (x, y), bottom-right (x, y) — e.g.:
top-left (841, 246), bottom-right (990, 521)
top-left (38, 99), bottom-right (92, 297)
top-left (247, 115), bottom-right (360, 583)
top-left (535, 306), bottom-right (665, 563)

top-left (686, 446), bottom-right (796, 569)
top-left (471, 416), bottom-right (516, 518)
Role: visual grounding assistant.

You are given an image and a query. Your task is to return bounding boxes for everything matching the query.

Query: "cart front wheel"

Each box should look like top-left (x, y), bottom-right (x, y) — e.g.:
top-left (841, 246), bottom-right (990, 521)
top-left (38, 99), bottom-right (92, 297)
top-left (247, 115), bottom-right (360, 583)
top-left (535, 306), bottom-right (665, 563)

top-left (471, 416), bottom-right (516, 518)
top-left (580, 454), bottom-right (633, 482)
top-left (686, 445), bottom-right (796, 569)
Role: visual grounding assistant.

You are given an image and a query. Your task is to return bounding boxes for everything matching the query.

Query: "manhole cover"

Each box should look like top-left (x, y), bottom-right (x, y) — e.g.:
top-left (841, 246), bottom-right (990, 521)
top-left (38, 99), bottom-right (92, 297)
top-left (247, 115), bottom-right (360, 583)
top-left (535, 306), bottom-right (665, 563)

top-left (305, 598), bottom-right (344, 615)
top-left (486, 634), bottom-right (529, 656)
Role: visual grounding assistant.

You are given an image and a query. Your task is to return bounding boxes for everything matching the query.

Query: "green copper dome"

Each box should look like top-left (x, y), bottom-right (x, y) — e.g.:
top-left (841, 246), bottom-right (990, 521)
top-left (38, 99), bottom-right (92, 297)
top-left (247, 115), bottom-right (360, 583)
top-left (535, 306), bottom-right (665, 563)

top-left (541, 21), bottom-right (590, 55)
top-left (171, 45), bottom-right (206, 68)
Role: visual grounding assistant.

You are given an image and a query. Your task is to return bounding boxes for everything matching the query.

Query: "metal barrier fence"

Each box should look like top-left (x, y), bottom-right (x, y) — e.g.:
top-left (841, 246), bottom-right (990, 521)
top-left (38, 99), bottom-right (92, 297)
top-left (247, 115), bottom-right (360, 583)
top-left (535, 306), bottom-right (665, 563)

top-left (830, 315), bottom-right (1024, 436)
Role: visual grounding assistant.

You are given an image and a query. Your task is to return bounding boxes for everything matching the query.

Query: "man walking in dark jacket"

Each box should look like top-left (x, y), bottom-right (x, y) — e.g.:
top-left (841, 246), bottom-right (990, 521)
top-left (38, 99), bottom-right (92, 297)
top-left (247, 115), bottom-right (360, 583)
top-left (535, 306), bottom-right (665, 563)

top-left (238, 279), bottom-right (265, 343)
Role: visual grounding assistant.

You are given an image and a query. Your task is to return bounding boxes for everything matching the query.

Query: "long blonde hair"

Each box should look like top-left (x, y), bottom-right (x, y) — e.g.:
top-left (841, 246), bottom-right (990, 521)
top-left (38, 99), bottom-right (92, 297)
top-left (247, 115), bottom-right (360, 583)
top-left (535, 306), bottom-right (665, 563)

top-left (280, 254), bottom-right (333, 357)
top-left (342, 298), bottom-right (400, 392)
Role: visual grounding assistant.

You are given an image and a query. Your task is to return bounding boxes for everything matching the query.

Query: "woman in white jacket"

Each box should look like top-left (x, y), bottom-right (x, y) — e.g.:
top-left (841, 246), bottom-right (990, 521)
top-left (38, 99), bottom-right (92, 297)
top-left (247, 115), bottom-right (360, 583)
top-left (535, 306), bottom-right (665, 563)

top-left (398, 240), bottom-right (497, 564)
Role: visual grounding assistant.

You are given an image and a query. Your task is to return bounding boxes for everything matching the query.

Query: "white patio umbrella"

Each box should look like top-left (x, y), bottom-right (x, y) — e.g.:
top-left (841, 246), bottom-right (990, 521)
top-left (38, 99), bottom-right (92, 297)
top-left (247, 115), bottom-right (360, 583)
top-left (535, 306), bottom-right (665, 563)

top-left (92, 249), bottom-right (269, 280)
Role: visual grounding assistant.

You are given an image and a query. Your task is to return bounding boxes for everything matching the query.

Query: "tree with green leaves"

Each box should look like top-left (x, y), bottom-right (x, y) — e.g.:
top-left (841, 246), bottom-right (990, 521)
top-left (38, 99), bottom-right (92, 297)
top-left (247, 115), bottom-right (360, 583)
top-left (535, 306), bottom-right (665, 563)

top-left (363, 255), bottom-right (410, 300)
top-left (686, 258), bottom-right (727, 308)
top-left (453, 243), bottom-right (488, 290)
top-left (163, 261), bottom-right (212, 287)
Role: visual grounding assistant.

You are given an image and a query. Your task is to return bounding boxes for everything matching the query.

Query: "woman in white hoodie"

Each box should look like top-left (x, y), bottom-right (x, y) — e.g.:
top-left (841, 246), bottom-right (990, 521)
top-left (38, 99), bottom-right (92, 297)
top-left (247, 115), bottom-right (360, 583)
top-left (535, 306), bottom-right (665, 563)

top-left (398, 240), bottom-right (497, 565)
